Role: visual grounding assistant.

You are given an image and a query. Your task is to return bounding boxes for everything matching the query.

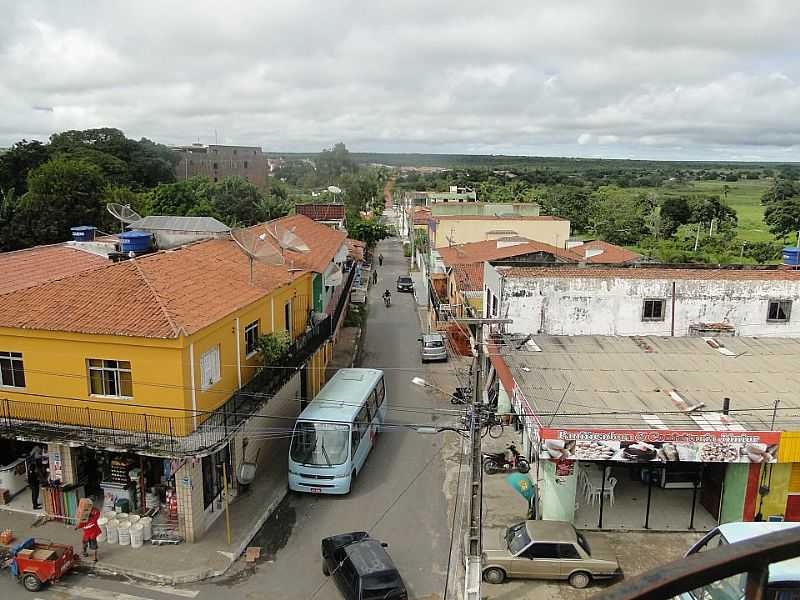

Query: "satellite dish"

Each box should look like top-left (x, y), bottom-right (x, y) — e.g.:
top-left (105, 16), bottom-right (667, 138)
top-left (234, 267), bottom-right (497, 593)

top-left (327, 185), bottom-right (342, 194)
top-left (267, 224), bottom-right (311, 253)
top-left (107, 203), bottom-right (143, 231)
top-left (230, 227), bottom-right (285, 285)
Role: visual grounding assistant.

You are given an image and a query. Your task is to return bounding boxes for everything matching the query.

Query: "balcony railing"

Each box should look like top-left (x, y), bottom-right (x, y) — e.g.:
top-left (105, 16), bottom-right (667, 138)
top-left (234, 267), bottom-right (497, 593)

top-left (0, 269), bottom-right (356, 457)
top-left (592, 527), bottom-right (800, 600)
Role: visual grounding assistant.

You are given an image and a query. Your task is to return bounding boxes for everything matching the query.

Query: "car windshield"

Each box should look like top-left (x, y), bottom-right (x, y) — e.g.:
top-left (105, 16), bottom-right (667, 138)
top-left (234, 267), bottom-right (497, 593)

top-left (290, 421), bottom-right (350, 466)
top-left (505, 522), bottom-right (531, 555)
top-left (576, 531), bottom-right (591, 556)
top-left (424, 340), bottom-right (444, 348)
top-left (399, 277), bottom-right (412, 283)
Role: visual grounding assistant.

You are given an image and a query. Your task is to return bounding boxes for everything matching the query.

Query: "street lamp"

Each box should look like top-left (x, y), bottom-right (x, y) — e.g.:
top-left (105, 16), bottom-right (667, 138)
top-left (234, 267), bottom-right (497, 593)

top-left (411, 376), bottom-right (470, 406)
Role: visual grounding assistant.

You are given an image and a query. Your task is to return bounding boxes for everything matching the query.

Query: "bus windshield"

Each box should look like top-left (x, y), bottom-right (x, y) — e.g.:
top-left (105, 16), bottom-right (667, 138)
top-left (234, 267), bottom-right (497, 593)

top-left (290, 421), bottom-right (350, 467)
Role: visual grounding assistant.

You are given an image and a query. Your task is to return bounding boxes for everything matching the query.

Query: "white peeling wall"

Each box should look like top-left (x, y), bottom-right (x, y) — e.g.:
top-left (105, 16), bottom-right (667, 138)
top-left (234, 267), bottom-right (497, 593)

top-left (500, 275), bottom-right (800, 337)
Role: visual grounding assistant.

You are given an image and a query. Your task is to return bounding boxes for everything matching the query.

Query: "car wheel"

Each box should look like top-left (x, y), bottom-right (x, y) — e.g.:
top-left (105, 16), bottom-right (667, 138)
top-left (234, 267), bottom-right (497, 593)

top-left (569, 571), bottom-right (592, 589)
top-left (322, 562), bottom-right (330, 576)
top-left (22, 573), bottom-right (42, 592)
top-left (483, 567), bottom-right (506, 584)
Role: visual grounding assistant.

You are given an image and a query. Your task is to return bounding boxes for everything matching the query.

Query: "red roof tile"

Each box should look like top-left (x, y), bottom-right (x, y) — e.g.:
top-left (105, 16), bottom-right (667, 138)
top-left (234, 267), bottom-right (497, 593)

top-left (295, 203), bottom-right (346, 222)
top-left (575, 240), bottom-right (643, 264)
top-left (268, 214), bottom-right (347, 274)
top-left (501, 265), bottom-right (800, 281)
top-left (0, 244), bottom-right (109, 295)
top-left (452, 263), bottom-right (484, 291)
top-left (345, 238), bottom-right (365, 262)
top-left (439, 238), bottom-right (579, 266)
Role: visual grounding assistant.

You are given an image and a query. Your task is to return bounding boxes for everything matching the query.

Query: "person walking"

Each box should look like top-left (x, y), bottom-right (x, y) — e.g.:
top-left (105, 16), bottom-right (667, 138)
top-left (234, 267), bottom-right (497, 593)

top-left (372, 269), bottom-right (378, 285)
top-left (77, 505), bottom-right (101, 562)
top-left (27, 446), bottom-right (44, 510)
top-left (378, 253), bottom-right (383, 266)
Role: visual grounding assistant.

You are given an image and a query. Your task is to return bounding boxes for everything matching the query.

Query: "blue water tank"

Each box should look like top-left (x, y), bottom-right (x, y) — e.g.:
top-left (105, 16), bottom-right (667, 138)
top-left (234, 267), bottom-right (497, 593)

top-left (118, 230), bottom-right (152, 254)
top-left (70, 226), bottom-right (97, 242)
top-left (783, 247), bottom-right (800, 266)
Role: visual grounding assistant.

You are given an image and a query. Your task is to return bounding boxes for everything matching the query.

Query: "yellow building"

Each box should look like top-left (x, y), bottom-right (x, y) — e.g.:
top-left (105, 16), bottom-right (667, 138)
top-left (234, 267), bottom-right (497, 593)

top-left (0, 215), bottom-right (353, 541)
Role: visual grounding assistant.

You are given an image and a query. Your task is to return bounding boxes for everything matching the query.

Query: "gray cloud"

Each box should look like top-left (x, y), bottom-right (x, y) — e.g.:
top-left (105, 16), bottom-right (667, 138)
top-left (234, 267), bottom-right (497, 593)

top-left (2, 0), bottom-right (800, 160)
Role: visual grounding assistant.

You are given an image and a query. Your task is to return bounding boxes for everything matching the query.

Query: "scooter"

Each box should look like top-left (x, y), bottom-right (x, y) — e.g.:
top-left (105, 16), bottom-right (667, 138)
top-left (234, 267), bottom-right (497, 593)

top-left (482, 444), bottom-right (530, 474)
top-left (383, 295), bottom-right (391, 307)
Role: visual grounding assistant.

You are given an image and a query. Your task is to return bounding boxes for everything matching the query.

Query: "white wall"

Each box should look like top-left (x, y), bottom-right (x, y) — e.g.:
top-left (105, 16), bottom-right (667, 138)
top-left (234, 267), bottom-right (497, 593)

top-left (489, 269), bottom-right (800, 337)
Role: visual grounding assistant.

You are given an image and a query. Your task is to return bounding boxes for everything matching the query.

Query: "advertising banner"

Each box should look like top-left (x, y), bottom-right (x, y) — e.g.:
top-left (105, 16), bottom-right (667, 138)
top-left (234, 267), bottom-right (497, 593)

top-left (539, 428), bottom-right (780, 464)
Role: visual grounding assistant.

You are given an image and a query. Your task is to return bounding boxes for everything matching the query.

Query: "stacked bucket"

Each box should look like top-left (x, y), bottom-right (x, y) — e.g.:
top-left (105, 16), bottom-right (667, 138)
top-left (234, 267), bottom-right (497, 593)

top-left (98, 510), bottom-right (152, 548)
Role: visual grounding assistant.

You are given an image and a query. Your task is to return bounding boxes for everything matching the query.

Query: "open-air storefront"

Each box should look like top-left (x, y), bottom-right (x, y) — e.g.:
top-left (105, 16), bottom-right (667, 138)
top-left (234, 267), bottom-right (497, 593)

top-left (536, 428), bottom-right (780, 531)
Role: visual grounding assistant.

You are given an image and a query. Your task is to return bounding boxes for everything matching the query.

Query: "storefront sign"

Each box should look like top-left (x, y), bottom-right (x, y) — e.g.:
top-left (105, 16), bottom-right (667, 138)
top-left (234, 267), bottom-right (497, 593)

top-left (539, 427), bottom-right (780, 464)
top-left (50, 451), bottom-right (63, 481)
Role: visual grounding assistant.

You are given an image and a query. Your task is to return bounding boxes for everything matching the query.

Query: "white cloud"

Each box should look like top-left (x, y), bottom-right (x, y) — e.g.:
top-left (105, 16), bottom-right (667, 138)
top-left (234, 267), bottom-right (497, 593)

top-left (1, 1), bottom-right (799, 159)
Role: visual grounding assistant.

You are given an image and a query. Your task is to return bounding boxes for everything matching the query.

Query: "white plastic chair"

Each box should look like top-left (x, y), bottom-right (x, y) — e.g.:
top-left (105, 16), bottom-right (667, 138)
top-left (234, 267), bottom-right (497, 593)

top-left (601, 476), bottom-right (617, 506)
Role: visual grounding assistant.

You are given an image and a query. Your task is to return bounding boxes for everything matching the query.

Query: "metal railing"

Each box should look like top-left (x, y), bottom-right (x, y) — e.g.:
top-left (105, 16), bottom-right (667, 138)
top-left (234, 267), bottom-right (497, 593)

top-left (0, 271), bottom-right (357, 457)
top-left (593, 527), bottom-right (800, 600)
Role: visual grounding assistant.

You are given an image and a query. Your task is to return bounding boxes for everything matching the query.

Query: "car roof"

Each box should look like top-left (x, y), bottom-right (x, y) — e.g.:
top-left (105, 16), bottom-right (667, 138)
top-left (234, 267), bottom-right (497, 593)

top-left (397, 275), bottom-right (412, 279)
top-left (717, 522), bottom-right (800, 583)
top-left (422, 333), bottom-right (444, 341)
top-left (344, 539), bottom-right (399, 578)
top-left (524, 520), bottom-right (577, 543)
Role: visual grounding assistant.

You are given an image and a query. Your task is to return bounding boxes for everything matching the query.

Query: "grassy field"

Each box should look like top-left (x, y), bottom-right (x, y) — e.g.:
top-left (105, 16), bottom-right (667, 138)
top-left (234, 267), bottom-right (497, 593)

top-left (629, 179), bottom-right (773, 243)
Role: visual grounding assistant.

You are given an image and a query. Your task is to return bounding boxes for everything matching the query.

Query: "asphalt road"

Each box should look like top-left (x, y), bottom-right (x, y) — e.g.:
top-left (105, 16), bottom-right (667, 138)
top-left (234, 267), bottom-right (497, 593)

top-left (0, 237), bottom-right (453, 600)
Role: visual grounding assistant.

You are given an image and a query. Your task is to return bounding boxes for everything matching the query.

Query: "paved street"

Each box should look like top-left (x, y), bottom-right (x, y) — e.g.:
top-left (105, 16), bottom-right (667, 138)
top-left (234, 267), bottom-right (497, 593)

top-left (0, 236), bottom-right (454, 599)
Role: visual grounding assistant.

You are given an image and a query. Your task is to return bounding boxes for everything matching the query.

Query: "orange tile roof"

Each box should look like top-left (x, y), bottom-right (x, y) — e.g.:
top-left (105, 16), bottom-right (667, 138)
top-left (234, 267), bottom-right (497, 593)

top-left (452, 263), bottom-right (484, 291)
top-left (295, 203), bottom-right (346, 222)
top-left (575, 240), bottom-right (643, 264)
top-left (501, 265), bottom-right (800, 281)
top-left (0, 214), bottom-right (348, 339)
top-left (268, 214), bottom-right (347, 274)
top-left (0, 244), bottom-right (109, 295)
top-left (439, 238), bottom-right (579, 266)
top-left (346, 238), bottom-right (365, 261)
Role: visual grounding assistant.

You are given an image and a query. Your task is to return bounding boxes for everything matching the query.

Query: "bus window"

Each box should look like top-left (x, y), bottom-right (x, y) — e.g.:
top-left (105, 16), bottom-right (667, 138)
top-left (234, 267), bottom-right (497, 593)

top-left (356, 405), bottom-right (370, 435)
top-left (376, 378), bottom-right (385, 406)
top-left (367, 391), bottom-right (378, 417)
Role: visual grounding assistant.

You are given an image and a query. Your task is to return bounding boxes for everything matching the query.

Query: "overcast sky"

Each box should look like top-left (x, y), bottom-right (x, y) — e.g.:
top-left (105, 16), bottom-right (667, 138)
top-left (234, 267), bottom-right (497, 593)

top-left (2, 1), bottom-right (799, 161)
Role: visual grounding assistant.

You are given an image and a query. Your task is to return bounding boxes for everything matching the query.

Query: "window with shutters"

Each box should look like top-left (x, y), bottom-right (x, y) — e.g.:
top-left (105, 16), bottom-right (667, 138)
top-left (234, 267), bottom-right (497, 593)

top-left (200, 345), bottom-right (221, 390)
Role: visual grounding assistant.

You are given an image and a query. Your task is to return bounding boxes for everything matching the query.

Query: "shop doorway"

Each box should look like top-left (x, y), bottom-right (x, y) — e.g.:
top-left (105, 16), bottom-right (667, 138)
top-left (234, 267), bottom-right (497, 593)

top-left (202, 445), bottom-right (231, 513)
top-left (574, 462), bottom-right (718, 530)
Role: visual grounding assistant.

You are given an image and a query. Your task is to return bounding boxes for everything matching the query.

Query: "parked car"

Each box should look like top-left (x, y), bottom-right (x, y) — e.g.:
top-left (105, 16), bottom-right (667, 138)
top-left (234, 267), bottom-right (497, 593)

top-left (677, 521), bottom-right (800, 600)
top-left (482, 520), bottom-right (621, 588)
top-left (419, 333), bottom-right (448, 362)
top-left (321, 532), bottom-right (408, 599)
top-left (396, 275), bottom-right (414, 292)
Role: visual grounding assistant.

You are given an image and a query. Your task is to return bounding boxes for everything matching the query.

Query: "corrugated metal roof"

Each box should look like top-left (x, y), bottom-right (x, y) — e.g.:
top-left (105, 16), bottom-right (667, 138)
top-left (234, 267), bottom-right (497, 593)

top-left (500, 335), bottom-right (800, 432)
top-left (129, 216), bottom-right (231, 233)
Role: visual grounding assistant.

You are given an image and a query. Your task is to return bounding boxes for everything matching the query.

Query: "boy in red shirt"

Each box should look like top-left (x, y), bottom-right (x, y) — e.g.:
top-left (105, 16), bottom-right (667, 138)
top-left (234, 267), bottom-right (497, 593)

top-left (77, 506), bottom-right (101, 562)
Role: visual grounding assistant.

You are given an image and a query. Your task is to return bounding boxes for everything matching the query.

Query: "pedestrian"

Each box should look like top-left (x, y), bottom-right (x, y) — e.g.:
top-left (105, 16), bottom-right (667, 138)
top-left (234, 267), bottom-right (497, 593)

top-left (27, 446), bottom-right (44, 510)
top-left (372, 269), bottom-right (378, 284)
top-left (378, 253), bottom-right (383, 266)
top-left (77, 504), bottom-right (101, 562)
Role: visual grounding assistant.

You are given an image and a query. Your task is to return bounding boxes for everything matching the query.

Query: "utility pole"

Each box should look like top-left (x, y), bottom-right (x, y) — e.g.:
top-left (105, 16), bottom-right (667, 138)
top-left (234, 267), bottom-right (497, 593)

top-left (458, 317), bottom-right (511, 600)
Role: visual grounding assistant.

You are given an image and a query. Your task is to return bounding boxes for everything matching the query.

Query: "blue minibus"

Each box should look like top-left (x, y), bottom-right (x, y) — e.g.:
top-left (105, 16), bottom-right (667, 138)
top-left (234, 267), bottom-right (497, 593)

top-left (289, 368), bottom-right (386, 494)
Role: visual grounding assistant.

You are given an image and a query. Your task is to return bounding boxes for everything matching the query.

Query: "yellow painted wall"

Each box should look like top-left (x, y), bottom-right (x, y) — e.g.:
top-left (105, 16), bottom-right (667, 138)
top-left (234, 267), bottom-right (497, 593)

top-left (757, 463), bottom-right (792, 519)
top-left (0, 273), bottom-right (314, 437)
top-left (778, 432), bottom-right (800, 462)
top-left (432, 218), bottom-right (571, 249)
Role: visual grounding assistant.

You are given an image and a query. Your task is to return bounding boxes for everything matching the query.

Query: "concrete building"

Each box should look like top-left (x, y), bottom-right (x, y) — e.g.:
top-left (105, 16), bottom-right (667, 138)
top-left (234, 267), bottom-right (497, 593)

top-left (426, 186), bottom-right (476, 203)
top-left (172, 144), bottom-right (269, 188)
top-left (431, 202), bottom-right (540, 217)
top-left (431, 215), bottom-right (570, 250)
top-left (484, 263), bottom-right (800, 337)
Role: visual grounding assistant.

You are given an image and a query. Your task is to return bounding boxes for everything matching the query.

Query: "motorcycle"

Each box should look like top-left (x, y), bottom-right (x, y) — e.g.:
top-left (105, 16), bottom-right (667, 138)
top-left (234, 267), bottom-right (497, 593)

top-left (482, 443), bottom-right (530, 474)
top-left (383, 295), bottom-right (391, 307)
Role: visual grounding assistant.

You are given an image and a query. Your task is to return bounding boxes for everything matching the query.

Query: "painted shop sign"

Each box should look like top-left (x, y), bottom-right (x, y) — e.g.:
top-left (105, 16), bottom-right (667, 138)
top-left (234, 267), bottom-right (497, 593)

top-left (539, 428), bottom-right (780, 464)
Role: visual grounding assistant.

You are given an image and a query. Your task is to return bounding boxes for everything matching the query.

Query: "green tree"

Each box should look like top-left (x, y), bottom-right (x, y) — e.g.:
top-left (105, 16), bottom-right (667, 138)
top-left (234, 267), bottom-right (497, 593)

top-left (764, 197), bottom-right (800, 240)
top-left (687, 195), bottom-right (737, 230)
top-left (348, 218), bottom-right (389, 248)
top-left (540, 186), bottom-right (592, 232)
top-left (0, 188), bottom-right (19, 251)
top-left (0, 140), bottom-right (52, 196)
top-left (588, 187), bottom-right (648, 245)
top-left (142, 178), bottom-right (218, 219)
top-left (13, 158), bottom-right (107, 247)
top-left (213, 176), bottom-right (264, 226)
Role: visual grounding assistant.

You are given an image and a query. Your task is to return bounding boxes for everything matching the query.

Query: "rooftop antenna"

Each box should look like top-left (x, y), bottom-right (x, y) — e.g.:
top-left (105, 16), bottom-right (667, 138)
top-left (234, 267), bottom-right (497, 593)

top-left (230, 226), bottom-right (285, 285)
top-left (106, 203), bottom-right (143, 233)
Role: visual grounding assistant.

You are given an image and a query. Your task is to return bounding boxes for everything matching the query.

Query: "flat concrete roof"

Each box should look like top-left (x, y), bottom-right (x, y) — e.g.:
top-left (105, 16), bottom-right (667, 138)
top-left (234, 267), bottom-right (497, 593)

top-left (498, 335), bottom-right (800, 432)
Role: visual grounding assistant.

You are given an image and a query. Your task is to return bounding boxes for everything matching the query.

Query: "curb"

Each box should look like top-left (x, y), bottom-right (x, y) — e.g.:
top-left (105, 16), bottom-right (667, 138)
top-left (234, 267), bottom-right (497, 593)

top-left (87, 486), bottom-right (289, 585)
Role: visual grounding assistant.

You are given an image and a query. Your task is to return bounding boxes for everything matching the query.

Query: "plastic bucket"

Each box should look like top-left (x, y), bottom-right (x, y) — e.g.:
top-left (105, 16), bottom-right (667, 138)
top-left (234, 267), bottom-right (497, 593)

top-left (128, 515), bottom-right (141, 526)
top-left (130, 524), bottom-right (144, 548)
top-left (105, 519), bottom-right (119, 544)
top-left (97, 517), bottom-right (108, 535)
top-left (97, 531), bottom-right (107, 543)
top-left (140, 517), bottom-right (152, 541)
top-left (116, 512), bottom-right (129, 521)
top-left (117, 520), bottom-right (131, 546)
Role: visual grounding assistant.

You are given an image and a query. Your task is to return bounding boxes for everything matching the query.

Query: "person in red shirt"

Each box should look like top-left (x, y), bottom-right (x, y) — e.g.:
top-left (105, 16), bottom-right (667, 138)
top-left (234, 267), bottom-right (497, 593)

top-left (77, 506), bottom-right (101, 562)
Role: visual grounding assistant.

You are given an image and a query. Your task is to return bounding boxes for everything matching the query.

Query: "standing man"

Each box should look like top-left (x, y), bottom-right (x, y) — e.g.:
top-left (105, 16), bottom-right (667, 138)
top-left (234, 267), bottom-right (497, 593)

top-left (372, 269), bottom-right (378, 285)
top-left (27, 446), bottom-right (44, 510)
top-left (378, 253), bottom-right (384, 266)
top-left (77, 504), bottom-right (101, 562)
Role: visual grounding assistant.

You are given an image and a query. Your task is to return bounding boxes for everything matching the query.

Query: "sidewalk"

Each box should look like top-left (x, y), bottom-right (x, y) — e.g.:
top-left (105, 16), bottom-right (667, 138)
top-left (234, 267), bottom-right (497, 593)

top-left (0, 454), bottom-right (288, 585)
top-left (427, 358), bottom-right (706, 600)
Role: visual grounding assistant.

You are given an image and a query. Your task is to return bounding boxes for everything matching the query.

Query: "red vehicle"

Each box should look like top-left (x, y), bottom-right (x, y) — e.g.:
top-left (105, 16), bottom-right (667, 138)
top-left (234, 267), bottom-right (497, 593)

top-left (8, 538), bottom-right (76, 592)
